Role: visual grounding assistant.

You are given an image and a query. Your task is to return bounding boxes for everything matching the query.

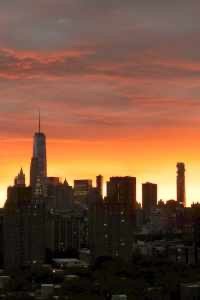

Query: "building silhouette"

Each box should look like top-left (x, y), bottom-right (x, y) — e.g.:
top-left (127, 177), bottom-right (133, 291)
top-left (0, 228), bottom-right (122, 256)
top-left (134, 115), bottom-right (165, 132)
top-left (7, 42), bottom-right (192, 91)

top-left (4, 180), bottom-right (81, 269)
top-left (142, 182), bottom-right (157, 220)
top-left (74, 179), bottom-right (93, 205)
top-left (46, 209), bottom-right (82, 257)
top-left (30, 112), bottom-right (47, 197)
top-left (2, 117), bottom-right (84, 269)
top-left (96, 175), bottom-right (103, 197)
top-left (46, 177), bottom-right (73, 210)
top-left (4, 185), bottom-right (46, 269)
top-left (14, 168), bottom-right (26, 187)
top-left (89, 177), bottom-right (136, 260)
top-left (177, 162), bottom-right (186, 207)
top-left (106, 176), bottom-right (136, 210)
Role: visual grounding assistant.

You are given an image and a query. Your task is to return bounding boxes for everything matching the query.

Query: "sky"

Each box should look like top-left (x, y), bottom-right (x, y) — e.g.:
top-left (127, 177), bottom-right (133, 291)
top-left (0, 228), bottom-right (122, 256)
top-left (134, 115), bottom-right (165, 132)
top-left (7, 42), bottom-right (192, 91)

top-left (0, 0), bottom-right (200, 206)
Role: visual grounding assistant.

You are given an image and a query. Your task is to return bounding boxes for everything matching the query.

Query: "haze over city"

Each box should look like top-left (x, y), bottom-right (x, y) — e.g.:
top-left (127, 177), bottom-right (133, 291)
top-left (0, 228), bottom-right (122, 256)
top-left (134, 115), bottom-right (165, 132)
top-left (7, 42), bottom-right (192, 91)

top-left (1, 0), bottom-right (200, 205)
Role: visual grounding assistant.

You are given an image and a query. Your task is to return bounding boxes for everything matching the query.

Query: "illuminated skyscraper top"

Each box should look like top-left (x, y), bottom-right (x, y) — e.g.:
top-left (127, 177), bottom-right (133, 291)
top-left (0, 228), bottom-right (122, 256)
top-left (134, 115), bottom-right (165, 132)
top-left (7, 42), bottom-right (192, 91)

top-left (30, 112), bottom-right (47, 195)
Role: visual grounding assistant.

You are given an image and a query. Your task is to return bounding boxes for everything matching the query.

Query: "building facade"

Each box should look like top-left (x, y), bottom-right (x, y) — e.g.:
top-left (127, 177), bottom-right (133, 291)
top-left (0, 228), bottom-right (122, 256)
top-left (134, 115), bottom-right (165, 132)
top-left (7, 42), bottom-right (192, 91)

top-left (142, 182), bottom-right (157, 221)
top-left (4, 186), bottom-right (46, 269)
top-left (74, 179), bottom-right (93, 205)
top-left (96, 175), bottom-right (103, 197)
top-left (106, 176), bottom-right (136, 210)
top-left (177, 162), bottom-right (186, 207)
top-left (89, 177), bottom-right (136, 260)
top-left (30, 115), bottom-right (47, 197)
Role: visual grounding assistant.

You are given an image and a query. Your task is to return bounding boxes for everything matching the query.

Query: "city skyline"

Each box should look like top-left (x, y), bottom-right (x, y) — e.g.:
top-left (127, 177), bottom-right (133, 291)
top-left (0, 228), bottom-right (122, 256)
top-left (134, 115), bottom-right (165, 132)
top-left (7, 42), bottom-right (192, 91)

top-left (1, 1), bottom-right (200, 205)
top-left (0, 118), bottom-right (197, 207)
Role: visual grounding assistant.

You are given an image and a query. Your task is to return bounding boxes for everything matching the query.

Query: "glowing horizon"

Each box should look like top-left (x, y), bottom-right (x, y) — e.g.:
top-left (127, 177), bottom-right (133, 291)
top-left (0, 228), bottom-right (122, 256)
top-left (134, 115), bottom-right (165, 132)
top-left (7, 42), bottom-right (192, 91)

top-left (1, 131), bottom-right (200, 208)
top-left (1, 1), bottom-right (200, 207)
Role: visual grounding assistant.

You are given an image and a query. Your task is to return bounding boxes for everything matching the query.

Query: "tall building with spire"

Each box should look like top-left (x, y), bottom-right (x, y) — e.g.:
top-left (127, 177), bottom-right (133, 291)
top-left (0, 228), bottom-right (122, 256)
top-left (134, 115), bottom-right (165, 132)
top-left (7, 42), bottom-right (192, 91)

top-left (177, 162), bottom-right (186, 207)
top-left (30, 112), bottom-right (47, 196)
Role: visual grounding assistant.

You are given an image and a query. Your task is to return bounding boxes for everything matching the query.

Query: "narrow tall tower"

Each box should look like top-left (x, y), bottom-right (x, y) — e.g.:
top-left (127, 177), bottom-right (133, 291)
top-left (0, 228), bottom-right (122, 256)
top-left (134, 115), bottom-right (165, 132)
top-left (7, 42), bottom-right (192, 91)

top-left (142, 182), bottom-right (157, 219)
top-left (96, 175), bottom-right (103, 197)
top-left (177, 162), bottom-right (186, 207)
top-left (30, 112), bottom-right (47, 196)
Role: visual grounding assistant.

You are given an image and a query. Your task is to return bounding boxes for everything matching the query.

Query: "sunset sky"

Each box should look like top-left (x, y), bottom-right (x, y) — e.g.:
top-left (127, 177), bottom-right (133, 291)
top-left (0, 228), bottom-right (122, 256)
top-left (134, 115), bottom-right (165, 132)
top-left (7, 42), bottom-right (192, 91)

top-left (1, 1), bottom-right (200, 206)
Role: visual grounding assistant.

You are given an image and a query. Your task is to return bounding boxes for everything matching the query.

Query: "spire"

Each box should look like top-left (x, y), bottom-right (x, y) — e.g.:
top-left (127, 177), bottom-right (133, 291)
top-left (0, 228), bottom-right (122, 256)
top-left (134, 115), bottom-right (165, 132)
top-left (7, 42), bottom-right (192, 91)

top-left (38, 109), bottom-right (41, 133)
top-left (63, 178), bottom-right (68, 185)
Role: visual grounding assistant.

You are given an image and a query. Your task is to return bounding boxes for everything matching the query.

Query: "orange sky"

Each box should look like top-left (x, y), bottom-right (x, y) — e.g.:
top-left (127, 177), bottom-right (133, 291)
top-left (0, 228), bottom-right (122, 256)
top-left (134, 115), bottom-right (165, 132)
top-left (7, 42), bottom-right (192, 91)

top-left (1, 127), bottom-right (200, 207)
top-left (1, 1), bottom-right (200, 206)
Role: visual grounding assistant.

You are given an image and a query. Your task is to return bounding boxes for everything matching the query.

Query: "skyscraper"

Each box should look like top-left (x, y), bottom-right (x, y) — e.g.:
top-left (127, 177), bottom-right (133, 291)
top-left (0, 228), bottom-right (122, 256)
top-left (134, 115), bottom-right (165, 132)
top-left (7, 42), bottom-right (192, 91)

top-left (142, 182), bottom-right (157, 220)
top-left (106, 176), bottom-right (136, 209)
top-left (89, 176), bottom-right (136, 260)
top-left (177, 162), bottom-right (186, 207)
top-left (30, 112), bottom-right (47, 196)
top-left (73, 179), bottom-right (93, 204)
top-left (96, 175), bottom-right (103, 197)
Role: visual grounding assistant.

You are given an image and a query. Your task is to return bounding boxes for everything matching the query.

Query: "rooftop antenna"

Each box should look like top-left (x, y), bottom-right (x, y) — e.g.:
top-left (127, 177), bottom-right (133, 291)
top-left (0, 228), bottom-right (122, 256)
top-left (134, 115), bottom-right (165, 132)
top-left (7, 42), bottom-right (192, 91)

top-left (38, 109), bottom-right (41, 133)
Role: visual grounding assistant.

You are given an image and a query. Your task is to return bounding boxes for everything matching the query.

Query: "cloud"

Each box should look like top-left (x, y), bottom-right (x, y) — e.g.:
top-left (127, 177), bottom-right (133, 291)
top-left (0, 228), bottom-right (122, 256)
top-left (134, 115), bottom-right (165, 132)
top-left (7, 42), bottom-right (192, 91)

top-left (0, 0), bottom-right (199, 141)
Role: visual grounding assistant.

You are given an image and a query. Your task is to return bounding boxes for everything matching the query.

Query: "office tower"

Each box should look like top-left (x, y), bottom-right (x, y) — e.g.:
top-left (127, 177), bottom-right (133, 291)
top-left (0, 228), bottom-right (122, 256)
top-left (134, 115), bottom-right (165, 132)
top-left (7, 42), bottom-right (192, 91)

top-left (177, 162), bottom-right (186, 207)
top-left (106, 176), bottom-right (136, 209)
top-left (46, 210), bottom-right (81, 256)
top-left (89, 177), bottom-right (136, 260)
top-left (4, 206), bottom-right (46, 269)
top-left (89, 193), bottom-right (135, 260)
top-left (14, 168), bottom-right (26, 187)
top-left (4, 185), bottom-right (46, 269)
top-left (96, 175), bottom-right (103, 197)
top-left (142, 182), bottom-right (157, 219)
top-left (74, 179), bottom-right (93, 204)
top-left (46, 177), bottom-right (73, 210)
top-left (30, 112), bottom-right (47, 196)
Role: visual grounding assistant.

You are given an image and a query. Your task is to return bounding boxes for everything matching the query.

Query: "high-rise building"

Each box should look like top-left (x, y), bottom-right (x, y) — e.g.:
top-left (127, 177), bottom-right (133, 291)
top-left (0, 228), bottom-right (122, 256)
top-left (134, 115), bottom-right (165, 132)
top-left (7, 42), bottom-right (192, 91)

top-left (89, 177), bottom-right (136, 260)
top-left (46, 209), bottom-right (82, 256)
top-left (177, 163), bottom-right (186, 207)
top-left (106, 176), bottom-right (136, 209)
top-left (142, 182), bottom-right (157, 220)
top-left (96, 175), bottom-right (103, 197)
top-left (4, 185), bottom-right (46, 269)
top-left (30, 112), bottom-right (47, 196)
top-left (89, 190), bottom-right (135, 261)
top-left (46, 177), bottom-right (73, 210)
top-left (74, 179), bottom-right (93, 204)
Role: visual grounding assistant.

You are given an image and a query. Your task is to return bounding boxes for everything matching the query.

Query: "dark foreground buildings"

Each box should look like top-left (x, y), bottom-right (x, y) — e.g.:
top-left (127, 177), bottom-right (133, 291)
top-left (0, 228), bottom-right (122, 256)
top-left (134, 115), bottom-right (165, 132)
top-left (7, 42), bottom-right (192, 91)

top-left (142, 182), bottom-right (157, 221)
top-left (89, 177), bottom-right (136, 260)
top-left (3, 119), bottom-right (82, 269)
top-left (4, 190), bottom-right (46, 268)
top-left (4, 176), bottom-right (82, 269)
top-left (0, 116), bottom-right (193, 272)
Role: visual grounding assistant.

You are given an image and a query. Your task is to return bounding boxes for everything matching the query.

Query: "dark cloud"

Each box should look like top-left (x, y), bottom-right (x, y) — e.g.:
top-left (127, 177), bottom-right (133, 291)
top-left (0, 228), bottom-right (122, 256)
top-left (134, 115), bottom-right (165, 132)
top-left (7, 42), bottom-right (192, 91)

top-left (0, 0), bottom-right (200, 139)
top-left (1, 39), bottom-right (200, 81)
top-left (0, 0), bottom-right (200, 50)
